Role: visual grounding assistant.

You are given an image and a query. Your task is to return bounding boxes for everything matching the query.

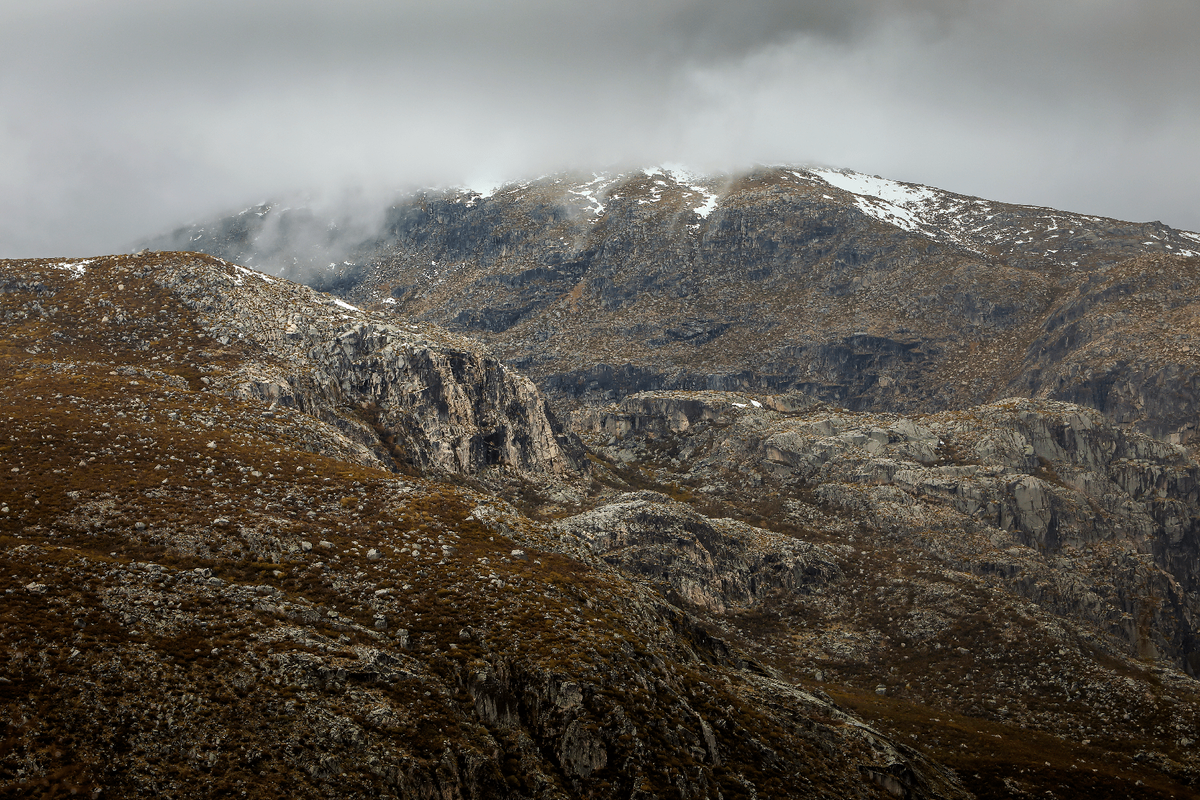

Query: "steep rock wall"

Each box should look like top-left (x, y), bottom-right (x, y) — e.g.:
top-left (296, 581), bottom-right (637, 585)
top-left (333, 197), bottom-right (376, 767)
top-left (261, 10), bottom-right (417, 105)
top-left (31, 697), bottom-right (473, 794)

top-left (151, 253), bottom-right (582, 477)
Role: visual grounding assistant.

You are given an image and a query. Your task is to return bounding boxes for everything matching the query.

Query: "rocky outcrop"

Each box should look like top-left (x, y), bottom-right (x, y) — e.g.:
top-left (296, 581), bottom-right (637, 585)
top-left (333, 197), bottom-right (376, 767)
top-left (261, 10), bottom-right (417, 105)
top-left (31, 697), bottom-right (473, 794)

top-left (1013, 253), bottom-right (1200, 444)
top-left (556, 491), bottom-right (843, 613)
top-left (8, 253), bottom-right (1200, 797)
top-left (580, 391), bottom-right (1200, 675)
top-left (148, 252), bottom-right (582, 477)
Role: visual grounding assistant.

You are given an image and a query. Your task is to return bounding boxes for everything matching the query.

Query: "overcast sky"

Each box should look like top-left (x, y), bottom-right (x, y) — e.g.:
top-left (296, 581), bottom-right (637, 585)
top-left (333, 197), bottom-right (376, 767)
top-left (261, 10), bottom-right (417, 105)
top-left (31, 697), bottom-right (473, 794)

top-left (2, 0), bottom-right (1198, 257)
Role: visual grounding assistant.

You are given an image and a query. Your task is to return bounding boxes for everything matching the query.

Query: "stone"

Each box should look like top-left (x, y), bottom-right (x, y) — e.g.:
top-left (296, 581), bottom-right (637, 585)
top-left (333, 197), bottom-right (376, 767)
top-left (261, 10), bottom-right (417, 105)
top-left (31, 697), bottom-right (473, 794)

top-left (555, 681), bottom-right (583, 710)
top-left (24, 582), bottom-right (47, 594)
top-left (366, 548), bottom-right (381, 561)
top-left (559, 719), bottom-right (608, 778)
top-left (556, 492), bottom-right (841, 613)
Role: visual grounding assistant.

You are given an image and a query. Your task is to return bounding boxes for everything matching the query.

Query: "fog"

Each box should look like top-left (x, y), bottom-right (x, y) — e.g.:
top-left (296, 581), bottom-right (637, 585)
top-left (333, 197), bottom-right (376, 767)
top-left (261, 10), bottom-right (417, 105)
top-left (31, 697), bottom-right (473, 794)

top-left (2, 0), bottom-right (1198, 257)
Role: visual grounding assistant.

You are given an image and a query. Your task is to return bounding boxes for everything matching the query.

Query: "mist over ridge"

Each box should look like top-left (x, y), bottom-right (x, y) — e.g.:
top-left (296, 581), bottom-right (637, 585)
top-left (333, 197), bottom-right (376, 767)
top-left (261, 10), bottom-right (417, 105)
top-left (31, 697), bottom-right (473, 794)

top-left (3, 0), bottom-right (1199, 257)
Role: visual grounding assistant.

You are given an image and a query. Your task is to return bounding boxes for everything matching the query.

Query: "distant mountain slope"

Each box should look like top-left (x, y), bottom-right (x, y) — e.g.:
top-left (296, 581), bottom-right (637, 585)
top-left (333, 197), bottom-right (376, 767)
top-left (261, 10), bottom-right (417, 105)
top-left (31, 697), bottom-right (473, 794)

top-left (144, 166), bottom-right (1200, 444)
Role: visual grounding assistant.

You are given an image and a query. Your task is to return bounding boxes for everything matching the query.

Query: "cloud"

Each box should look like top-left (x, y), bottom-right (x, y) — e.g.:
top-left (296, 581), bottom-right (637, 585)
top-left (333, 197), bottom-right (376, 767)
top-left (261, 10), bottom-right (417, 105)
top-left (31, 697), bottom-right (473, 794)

top-left (1, 0), bottom-right (1198, 257)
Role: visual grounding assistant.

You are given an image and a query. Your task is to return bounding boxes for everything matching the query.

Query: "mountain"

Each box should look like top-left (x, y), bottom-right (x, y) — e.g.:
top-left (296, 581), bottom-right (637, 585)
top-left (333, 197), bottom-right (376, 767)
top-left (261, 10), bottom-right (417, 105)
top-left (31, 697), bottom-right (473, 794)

top-left (144, 166), bottom-right (1200, 445)
top-left (4, 164), bottom-right (1200, 799)
top-left (3, 252), bottom-right (975, 799)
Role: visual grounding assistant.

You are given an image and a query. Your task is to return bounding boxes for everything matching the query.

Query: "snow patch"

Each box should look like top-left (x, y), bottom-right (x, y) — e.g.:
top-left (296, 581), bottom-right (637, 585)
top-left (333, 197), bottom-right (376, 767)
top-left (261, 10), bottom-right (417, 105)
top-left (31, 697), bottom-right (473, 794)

top-left (461, 179), bottom-right (502, 199)
top-left (233, 264), bottom-right (275, 283)
top-left (691, 189), bottom-right (719, 218)
top-left (811, 168), bottom-right (937, 207)
top-left (657, 164), bottom-right (720, 218)
top-left (568, 173), bottom-right (622, 217)
top-left (809, 167), bottom-right (945, 236)
top-left (49, 259), bottom-right (94, 276)
top-left (333, 298), bottom-right (361, 313)
top-left (851, 196), bottom-right (927, 233)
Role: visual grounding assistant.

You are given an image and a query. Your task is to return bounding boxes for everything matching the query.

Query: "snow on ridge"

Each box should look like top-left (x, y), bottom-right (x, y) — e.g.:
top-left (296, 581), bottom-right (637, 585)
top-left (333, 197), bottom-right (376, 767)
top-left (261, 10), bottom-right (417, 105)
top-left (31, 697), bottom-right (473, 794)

top-left (849, 196), bottom-right (926, 233)
top-left (809, 168), bottom-right (937, 208)
top-left (461, 179), bottom-right (502, 199)
top-left (805, 167), bottom-right (1017, 251)
top-left (49, 258), bottom-right (95, 276)
top-left (233, 264), bottom-right (275, 283)
top-left (568, 173), bottom-right (623, 218)
top-left (808, 168), bottom-right (941, 236)
top-left (658, 164), bottom-right (721, 218)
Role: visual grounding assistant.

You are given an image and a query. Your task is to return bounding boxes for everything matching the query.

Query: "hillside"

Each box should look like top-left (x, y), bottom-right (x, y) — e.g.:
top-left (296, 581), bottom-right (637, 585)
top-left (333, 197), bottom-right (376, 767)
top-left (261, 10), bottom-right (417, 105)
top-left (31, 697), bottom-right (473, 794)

top-left (4, 251), bottom-right (1200, 799)
top-left (3, 252), bottom-right (975, 799)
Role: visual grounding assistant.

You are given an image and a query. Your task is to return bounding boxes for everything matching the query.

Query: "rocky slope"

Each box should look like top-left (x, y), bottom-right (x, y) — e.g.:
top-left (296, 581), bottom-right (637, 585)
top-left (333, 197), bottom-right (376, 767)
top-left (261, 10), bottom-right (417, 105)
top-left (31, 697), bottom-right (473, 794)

top-left (577, 392), bottom-right (1200, 670)
top-left (7, 243), bottom-right (1200, 798)
top-left (3, 253), bottom-right (985, 800)
top-left (12, 251), bottom-right (580, 479)
top-left (144, 166), bottom-right (1200, 447)
top-left (570, 391), bottom-right (1200, 797)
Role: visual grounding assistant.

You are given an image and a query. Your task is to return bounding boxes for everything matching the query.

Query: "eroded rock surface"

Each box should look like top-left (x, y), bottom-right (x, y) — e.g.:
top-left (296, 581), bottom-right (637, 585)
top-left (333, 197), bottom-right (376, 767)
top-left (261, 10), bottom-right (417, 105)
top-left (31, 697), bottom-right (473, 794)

top-left (557, 491), bottom-right (842, 613)
top-left (580, 392), bottom-right (1200, 674)
top-left (1, 253), bottom-right (980, 800)
top-left (150, 253), bottom-right (582, 477)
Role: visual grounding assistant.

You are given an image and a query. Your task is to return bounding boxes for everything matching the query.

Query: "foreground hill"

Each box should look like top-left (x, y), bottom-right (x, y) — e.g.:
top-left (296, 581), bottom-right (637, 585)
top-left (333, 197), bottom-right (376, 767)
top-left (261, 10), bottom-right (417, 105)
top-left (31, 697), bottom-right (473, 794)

top-left (146, 166), bottom-right (1200, 445)
top-left (4, 252), bottom-right (1200, 799)
top-left (1, 253), bottom-right (970, 799)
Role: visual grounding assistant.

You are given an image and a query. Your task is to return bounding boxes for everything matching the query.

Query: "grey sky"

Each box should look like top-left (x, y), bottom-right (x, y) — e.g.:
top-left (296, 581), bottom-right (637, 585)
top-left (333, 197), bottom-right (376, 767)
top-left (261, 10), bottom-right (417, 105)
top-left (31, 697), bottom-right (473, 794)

top-left (2, 0), bottom-right (1198, 257)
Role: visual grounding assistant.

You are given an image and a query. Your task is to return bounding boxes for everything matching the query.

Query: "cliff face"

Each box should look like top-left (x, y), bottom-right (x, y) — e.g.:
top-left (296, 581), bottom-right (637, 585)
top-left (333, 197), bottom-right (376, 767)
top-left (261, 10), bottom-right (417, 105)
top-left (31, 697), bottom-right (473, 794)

top-left (564, 389), bottom-right (1200, 795)
top-left (578, 392), bottom-right (1200, 675)
top-left (1012, 253), bottom-right (1200, 443)
top-left (142, 252), bottom-right (582, 478)
top-left (145, 167), bottom-right (1200, 445)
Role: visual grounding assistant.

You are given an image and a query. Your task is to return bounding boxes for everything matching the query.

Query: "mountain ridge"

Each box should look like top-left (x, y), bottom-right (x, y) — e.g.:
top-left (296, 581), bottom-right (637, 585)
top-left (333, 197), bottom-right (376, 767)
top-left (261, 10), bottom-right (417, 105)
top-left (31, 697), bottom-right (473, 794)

top-left (142, 166), bottom-right (1200, 447)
